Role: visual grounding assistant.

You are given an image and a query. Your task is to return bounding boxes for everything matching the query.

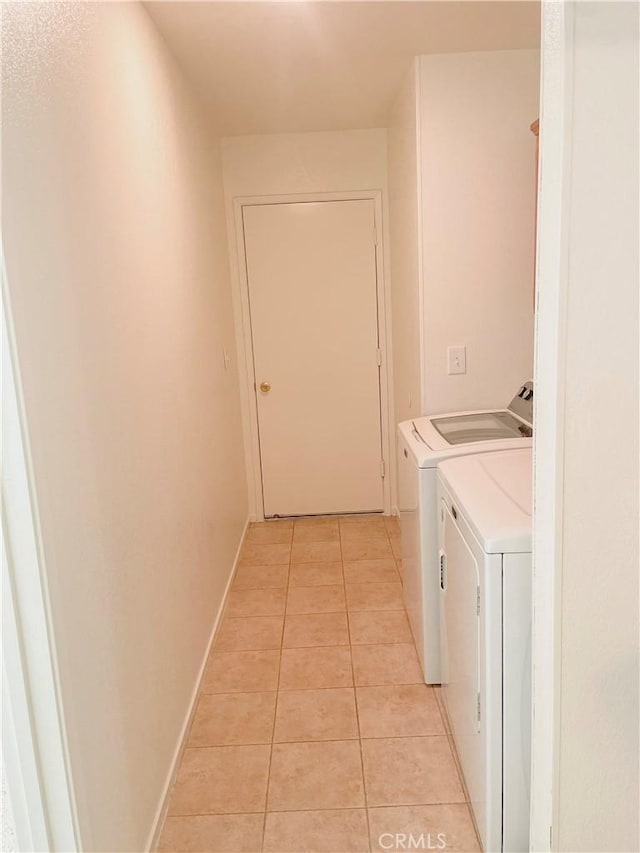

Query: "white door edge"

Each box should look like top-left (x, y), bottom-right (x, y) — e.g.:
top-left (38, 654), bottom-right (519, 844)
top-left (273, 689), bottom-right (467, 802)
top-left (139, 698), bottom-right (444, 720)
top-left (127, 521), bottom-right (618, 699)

top-left (231, 190), bottom-right (393, 520)
top-left (2, 260), bottom-right (81, 852)
top-left (530, 1), bottom-right (573, 849)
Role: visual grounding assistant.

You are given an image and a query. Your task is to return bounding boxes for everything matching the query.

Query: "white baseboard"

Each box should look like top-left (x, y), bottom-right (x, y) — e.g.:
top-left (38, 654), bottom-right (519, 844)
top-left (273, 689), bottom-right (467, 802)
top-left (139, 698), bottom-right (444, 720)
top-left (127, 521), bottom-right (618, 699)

top-left (145, 516), bottom-right (251, 852)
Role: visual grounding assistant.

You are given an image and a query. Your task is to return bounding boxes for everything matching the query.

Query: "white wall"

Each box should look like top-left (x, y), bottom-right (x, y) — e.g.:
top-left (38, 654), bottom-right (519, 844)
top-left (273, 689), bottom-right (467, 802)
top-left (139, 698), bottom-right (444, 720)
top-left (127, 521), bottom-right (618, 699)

top-left (419, 49), bottom-right (540, 414)
top-left (221, 129), bottom-right (393, 515)
top-left (221, 129), bottom-right (389, 199)
top-left (545, 4), bottom-right (638, 849)
top-left (1, 4), bottom-right (247, 851)
top-left (387, 61), bottom-right (423, 426)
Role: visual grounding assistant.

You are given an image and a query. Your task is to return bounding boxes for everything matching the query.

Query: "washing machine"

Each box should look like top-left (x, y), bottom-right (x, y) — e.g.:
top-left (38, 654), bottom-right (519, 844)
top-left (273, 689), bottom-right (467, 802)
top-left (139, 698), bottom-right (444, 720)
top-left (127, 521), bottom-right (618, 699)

top-left (396, 382), bottom-right (533, 684)
top-left (437, 448), bottom-right (532, 852)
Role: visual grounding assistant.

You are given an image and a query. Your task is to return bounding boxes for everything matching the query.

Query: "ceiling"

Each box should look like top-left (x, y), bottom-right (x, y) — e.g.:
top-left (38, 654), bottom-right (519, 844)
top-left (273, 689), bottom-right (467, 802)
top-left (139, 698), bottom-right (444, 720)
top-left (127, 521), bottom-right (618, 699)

top-left (145, 1), bottom-right (540, 136)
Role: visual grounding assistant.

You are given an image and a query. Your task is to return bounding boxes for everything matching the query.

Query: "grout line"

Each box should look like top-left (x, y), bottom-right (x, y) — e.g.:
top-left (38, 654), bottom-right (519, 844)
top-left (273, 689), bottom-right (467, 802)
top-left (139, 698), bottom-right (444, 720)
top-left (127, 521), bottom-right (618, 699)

top-left (355, 733), bottom-right (446, 741)
top-left (280, 641), bottom-right (414, 650)
top-left (192, 689), bottom-right (277, 699)
top-left (271, 733), bottom-right (360, 746)
top-left (296, 582), bottom-right (402, 588)
top-left (180, 733), bottom-right (452, 753)
top-left (235, 580), bottom-right (404, 592)
top-left (363, 801), bottom-right (468, 811)
top-left (223, 615), bottom-right (286, 621)
top-left (260, 544), bottom-right (291, 852)
top-left (341, 538), bottom-right (373, 853)
top-left (172, 732), bottom-right (446, 744)
top-left (225, 606), bottom-right (406, 620)
top-left (201, 688), bottom-right (279, 696)
top-left (167, 799), bottom-right (469, 819)
top-left (201, 679), bottom-right (427, 695)
top-left (199, 681), bottom-right (435, 696)
top-left (245, 536), bottom-right (294, 547)
top-left (290, 581), bottom-right (401, 587)
top-left (290, 636), bottom-right (413, 646)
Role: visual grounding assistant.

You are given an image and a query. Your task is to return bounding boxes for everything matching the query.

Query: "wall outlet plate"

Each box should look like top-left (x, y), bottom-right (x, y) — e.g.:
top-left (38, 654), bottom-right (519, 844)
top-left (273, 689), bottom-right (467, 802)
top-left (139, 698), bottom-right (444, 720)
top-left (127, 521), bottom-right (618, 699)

top-left (448, 345), bottom-right (466, 375)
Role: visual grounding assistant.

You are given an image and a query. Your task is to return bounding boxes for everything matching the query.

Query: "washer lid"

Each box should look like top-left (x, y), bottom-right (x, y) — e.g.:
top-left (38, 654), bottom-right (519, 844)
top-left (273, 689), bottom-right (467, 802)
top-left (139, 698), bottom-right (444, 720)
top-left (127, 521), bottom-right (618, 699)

top-left (428, 410), bottom-right (531, 445)
top-left (438, 448), bottom-right (532, 554)
top-left (398, 414), bottom-right (532, 468)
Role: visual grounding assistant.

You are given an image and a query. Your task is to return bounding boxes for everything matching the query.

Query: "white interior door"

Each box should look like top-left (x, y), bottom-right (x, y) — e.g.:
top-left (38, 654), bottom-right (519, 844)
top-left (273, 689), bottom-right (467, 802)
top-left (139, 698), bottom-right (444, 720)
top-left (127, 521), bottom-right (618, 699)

top-left (243, 199), bottom-right (384, 517)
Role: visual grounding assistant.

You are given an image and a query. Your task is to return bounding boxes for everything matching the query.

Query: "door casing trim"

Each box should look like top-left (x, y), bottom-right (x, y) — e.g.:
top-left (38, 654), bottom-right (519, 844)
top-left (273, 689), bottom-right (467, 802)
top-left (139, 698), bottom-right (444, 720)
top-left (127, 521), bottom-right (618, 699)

top-left (230, 190), bottom-right (393, 520)
top-left (2, 257), bottom-right (81, 851)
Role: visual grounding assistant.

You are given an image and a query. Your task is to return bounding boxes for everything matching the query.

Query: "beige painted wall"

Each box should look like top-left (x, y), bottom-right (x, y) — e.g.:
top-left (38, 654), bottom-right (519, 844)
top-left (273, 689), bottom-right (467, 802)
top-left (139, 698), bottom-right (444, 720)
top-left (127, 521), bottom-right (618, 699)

top-left (2, 4), bottom-right (247, 851)
top-left (387, 61), bottom-right (423, 426)
top-left (221, 129), bottom-right (388, 199)
top-left (220, 129), bottom-right (393, 514)
top-left (554, 4), bottom-right (639, 849)
top-left (419, 49), bottom-right (540, 414)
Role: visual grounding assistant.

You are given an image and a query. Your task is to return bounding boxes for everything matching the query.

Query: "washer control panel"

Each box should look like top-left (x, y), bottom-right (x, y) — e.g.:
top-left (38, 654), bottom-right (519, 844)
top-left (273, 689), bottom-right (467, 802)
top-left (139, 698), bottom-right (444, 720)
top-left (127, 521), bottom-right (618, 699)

top-left (507, 380), bottom-right (534, 426)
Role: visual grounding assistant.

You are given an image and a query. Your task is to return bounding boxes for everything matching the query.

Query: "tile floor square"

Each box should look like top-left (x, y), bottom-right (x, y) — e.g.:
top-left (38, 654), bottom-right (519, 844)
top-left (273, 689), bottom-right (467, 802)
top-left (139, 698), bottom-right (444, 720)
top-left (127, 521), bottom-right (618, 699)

top-left (202, 649), bottom-right (281, 694)
top-left (346, 582), bottom-right (404, 612)
top-left (339, 525), bottom-right (389, 543)
top-left (351, 643), bottom-right (423, 685)
top-left (368, 804), bottom-right (480, 852)
top-left (225, 588), bottom-right (286, 618)
top-left (341, 539), bottom-right (393, 561)
top-left (188, 691), bottom-right (276, 746)
top-left (168, 745), bottom-right (271, 815)
top-left (293, 522), bottom-right (340, 543)
top-left (348, 611), bottom-right (413, 645)
top-left (279, 646), bottom-right (353, 689)
top-left (291, 541), bottom-right (342, 563)
top-left (263, 809), bottom-right (369, 853)
top-left (356, 685), bottom-right (444, 738)
top-left (286, 584), bottom-right (346, 614)
top-left (274, 688), bottom-right (358, 742)
top-left (267, 740), bottom-right (365, 811)
top-left (283, 612), bottom-right (349, 648)
top-left (240, 542), bottom-right (292, 566)
top-left (215, 616), bottom-right (283, 652)
top-left (361, 737), bottom-right (464, 806)
top-left (158, 814), bottom-right (264, 853)
top-left (343, 559), bottom-right (400, 584)
top-left (289, 561), bottom-right (343, 587)
top-left (247, 523), bottom-right (293, 545)
top-left (233, 564), bottom-right (289, 590)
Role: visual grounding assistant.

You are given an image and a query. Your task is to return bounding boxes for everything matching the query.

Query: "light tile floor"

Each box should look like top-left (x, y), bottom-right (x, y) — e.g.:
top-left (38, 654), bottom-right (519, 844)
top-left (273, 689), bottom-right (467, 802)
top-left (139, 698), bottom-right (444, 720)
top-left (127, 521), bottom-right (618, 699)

top-left (158, 515), bottom-right (480, 853)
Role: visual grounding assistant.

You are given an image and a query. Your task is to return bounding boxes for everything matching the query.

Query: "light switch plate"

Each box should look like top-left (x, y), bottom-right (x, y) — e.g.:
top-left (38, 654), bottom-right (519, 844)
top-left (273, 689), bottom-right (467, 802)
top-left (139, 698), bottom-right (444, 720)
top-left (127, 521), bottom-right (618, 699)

top-left (448, 345), bottom-right (466, 375)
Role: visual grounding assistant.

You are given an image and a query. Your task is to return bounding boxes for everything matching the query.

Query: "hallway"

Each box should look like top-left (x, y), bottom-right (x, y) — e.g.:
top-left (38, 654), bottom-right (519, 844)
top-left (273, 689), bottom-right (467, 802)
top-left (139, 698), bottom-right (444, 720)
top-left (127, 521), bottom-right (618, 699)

top-left (158, 515), bottom-right (480, 852)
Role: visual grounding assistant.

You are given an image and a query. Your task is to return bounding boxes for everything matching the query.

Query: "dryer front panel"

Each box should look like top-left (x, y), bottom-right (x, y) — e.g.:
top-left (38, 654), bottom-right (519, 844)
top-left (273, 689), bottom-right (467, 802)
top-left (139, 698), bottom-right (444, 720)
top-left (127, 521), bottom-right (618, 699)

top-left (440, 500), bottom-right (484, 828)
top-left (438, 487), bottom-right (503, 853)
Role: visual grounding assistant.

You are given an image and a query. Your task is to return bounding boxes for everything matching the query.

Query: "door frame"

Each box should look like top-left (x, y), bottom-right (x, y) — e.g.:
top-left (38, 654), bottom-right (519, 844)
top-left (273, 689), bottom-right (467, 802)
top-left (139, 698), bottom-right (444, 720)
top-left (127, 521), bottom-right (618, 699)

top-left (2, 260), bottom-right (81, 851)
top-left (230, 190), bottom-right (393, 520)
top-left (530, 1), bottom-right (572, 848)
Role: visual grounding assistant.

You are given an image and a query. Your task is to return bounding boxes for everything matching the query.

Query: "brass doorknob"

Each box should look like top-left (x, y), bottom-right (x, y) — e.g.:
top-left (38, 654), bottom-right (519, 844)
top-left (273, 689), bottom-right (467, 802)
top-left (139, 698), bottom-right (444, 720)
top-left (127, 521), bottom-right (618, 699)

top-left (259, 381), bottom-right (271, 393)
